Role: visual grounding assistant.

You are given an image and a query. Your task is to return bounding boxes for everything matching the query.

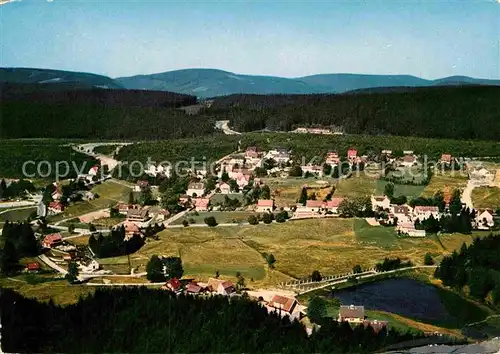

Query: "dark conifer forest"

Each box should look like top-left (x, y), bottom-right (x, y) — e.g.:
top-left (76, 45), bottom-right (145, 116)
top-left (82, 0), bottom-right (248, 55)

top-left (1, 84), bottom-right (499, 141)
top-left (1, 287), bottom-right (429, 353)
top-left (434, 233), bottom-right (500, 305)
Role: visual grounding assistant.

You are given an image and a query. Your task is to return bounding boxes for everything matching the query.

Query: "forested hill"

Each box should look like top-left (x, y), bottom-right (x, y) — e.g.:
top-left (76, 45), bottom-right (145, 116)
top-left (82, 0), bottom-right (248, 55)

top-left (0, 84), bottom-right (211, 139)
top-left (1, 287), bottom-right (430, 353)
top-left (208, 85), bottom-right (500, 141)
top-left (0, 67), bottom-right (123, 89)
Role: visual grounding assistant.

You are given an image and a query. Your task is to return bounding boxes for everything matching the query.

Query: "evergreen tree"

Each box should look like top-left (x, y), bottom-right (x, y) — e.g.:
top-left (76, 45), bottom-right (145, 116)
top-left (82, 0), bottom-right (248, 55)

top-left (0, 239), bottom-right (19, 275)
top-left (146, 255), bottom-right (165, 282)
top-left (298, 187), bottom-right (308, 205)
top-left (262, 213), bottom-right (273, 224)
top-left (307, 296), bottom-right (327, 323)
top-left (161, 256), bottom-right (184, 280)
top-left (66, 262), bottom-right (79, 284)
top-left (384, 182), bottom-right (395, 199)
top-left (128, 191), bottom-right (135, 204)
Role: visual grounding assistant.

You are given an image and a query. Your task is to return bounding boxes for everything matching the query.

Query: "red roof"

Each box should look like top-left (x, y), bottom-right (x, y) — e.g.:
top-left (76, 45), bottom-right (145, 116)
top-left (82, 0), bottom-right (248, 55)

top-left (305, 200), bottom-right (324, 208)
top-left (326, 197), bottom-right (344, 208)
top-left (48, 201), bottom-right (64, 210)
top-left (194, 198), bottom-right (210, 209)
top-left (268, 295), bottom-right (297, 313)
top-left (166, 277), bottom-right (182, 291)
top-left (441, 154), bottom-right (452, 163)
top-left (414, 206), bottom-right (439, 213)
top-left (44, 233), bottom-right (62, 243)
top-left (257, 199), bottom-right (274, 207)
top-left (26, 262), bottom-right (40, 271)
top-left (186, 282), bottom-right (202, 293)
top-left (347, 149), bottom-right (358, 157)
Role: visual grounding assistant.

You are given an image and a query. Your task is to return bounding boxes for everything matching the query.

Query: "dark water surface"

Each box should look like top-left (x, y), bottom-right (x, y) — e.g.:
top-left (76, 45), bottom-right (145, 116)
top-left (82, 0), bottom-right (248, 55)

top-left (333, 278), bottom-right (454, 323)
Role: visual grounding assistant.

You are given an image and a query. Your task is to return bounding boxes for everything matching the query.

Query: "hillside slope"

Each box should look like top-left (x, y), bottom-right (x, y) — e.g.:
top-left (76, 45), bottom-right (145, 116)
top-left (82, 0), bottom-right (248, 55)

top-left (115, 68), bottom-right (328, 97)
top-left (116, 68), bottom-right (500, 97)
top-left (0, 67), bottom-right (123, 89)
top-left (208, 85), bottom-right (500, 141)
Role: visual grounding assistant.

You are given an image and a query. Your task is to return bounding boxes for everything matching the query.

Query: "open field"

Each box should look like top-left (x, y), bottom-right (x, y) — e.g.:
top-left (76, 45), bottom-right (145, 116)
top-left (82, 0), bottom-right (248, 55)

top-left (376, 180), bottom-right (426, 199)
top-left (333, 175), bottom-right (377, 198)
top-left (173, 211), bottom-right (257, 225)
top-left (0, 207), bottom-right (37, 222)
top-left (210, 193), bottom-right (245, 205)
top-left (471, 186), bottom-right (500, 210)
top-left (421, 172), bottom-right (468, 197)
top-left (0, 276), bottom-right (95, 306)
top-left (262, 177), bottom-right (333, 206)
top-left (47, 180), bottom-right (131, 222)
top-left (96, 218), bottom-right (483, 287)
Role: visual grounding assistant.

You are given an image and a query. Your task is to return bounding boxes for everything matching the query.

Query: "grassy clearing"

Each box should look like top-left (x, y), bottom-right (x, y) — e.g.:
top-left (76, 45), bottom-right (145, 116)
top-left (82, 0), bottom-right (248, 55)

top-left (0, 207), bottom-right (37, 222)
top-left (263, 177), bottom-right (333, 206)
top-left (376, 180), bottom-right (426, 199)
top-left (99, 218), bottom-right (479, 286)
top-left (0, 276), bottom-right (94, 306)
top-left (421, 172), bottom-right (468, 197)
top-left (48, 181), bottom-right (131, 222)
top-left (334, 175), bottom-right (377, 198)
top-left (174, 211), bottom-right (257, 225)
top-left (472, 186), bottom-right (500, 210)
top-left (210, 193), bottom-right (245, 204)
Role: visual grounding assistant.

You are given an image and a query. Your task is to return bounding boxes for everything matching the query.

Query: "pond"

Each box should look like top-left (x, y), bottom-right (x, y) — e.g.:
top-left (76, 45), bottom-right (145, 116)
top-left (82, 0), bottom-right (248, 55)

top-left (332, 278), bottom-right (454, 323)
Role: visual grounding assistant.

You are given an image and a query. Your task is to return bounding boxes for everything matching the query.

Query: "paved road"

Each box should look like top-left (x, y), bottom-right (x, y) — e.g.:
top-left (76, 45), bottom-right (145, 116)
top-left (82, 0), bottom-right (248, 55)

top-left (461, 180), bottom-right (475, 210)
top-left (38, 254), bottom-right (68, 275)
top-left (0, 201), bottom-right (37, 209)
top-left (215, 120), bottom-right (241, 135)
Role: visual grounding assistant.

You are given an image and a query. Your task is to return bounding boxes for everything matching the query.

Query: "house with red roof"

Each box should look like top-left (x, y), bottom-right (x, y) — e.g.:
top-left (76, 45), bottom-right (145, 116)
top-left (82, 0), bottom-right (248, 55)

top-left (26, 262), bottom-right (41, 272)
top-left (88, 164), bottom-right (99, 176)
top-left (185, 282), bottom-right (204, 295)
top-left (256, 199), bottom-right (274, 213)
top-left (347, 149), bottom-right (358, 162)
top-left (325, 151), bottom-right (341, 166)
top-left (42, 233), bottom-right (62, 248)
top-left (325, 197), bottom-right (345, 214)
top-left (217, 182), bottom-right (231, 194)
top-left (48, 201), bottom-right (65, 214)
top-left (162, 277), bottom-right (182, 293)
top-left (440, 154), bottom-right (453, 165)
top-left (207, 278), bottom-right (235, 295)
top-left (266, 295), bottom-right (301, 321)
top-left (194, 198), bottom-right (210, 212)
top-left (305, 200), bottom-right (324, 213)
top-left (338, 305), bottom-right (365, 324)
top-left (413, 206), bottom-right (440, 220)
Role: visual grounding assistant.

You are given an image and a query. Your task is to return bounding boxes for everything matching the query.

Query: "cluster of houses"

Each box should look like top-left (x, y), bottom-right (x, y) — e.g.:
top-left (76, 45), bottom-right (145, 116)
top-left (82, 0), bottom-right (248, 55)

top-left (40, 232), bottom-right (100, 273)
top-left (161, 277), bottom-right (307, 321)
top-left (292, 127), bottom-right (344, 135)
top-left (371, 194), bottom-right (497, 236)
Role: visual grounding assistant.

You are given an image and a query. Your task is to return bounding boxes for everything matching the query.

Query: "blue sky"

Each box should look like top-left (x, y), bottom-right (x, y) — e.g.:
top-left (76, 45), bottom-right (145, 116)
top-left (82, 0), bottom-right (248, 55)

top-left (1, 0), bottom-right (499, 79)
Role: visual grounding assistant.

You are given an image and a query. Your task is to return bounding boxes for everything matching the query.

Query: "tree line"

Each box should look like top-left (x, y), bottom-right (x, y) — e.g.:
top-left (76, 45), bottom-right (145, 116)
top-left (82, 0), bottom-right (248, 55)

top-left (208, 86), bottom-right (500, 141)
top-left (0, 221), bottom-right (39, 275)
top-left (1, 286), bottom-right (431, 353)
top-left (434, 233), bottom-right (500, 306)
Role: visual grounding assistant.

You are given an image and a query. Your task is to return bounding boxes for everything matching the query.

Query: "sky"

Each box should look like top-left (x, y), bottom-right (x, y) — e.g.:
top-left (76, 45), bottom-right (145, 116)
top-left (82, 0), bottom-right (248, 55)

top-left (1, 0), bottom-right (499, 79)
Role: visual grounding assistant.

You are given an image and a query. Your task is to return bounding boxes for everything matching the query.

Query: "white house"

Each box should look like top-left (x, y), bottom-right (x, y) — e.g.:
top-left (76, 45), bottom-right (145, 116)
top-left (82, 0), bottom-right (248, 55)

top-left (413, 206), bottom-right (440, 220)
top-left (217, 182), bottom-right (231, 194)
top-left (236, 174), bottom-right (250, 188)
top-left (475, 209), bottom-right (495, 230)
top-left (265, 295), bottom-right (301, 321)
top-left (338, 305), bottom-right (365, 324)
top-left (305, 200), bottom-right (324, 213)
top-left (265, 148), bottom-right (290, 164)
top-left (301, 164), bottom-right (324, 177)
top-left (325, 197), bottom-right (344, 214)
top-left (400, 154), bottom-right (417, 167)
top-left (88, 165), bottom-right (99, 176)
top-left (186, 182), bottom-right (205, 197)
top-left (397, 222), bottom-right (426, 237)
top-left (256, 199), bottom-right (274, 213)
top-left (78, 259), bottom-right (100, 273)
top-left (371, 195), bottom-right (391, 210)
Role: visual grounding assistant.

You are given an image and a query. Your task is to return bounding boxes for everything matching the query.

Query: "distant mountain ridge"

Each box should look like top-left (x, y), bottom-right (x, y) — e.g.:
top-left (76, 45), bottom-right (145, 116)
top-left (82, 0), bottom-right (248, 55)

top-left (0, 67), bottom-right (123, 89)
top-left (116, 68), bottom-right (500, 97)
top-left (2, 67), bottom-right (499, 98)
